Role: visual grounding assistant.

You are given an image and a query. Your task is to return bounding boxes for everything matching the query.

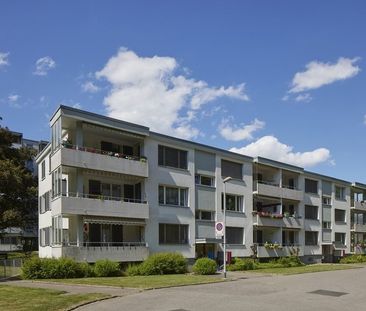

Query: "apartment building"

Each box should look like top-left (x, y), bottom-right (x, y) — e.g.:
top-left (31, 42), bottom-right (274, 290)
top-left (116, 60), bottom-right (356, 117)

top-left (36, 105), bottom-right (365, 263)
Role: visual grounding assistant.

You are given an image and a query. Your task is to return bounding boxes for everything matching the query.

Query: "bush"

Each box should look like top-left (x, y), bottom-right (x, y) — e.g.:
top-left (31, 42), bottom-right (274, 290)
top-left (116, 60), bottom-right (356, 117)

top-left (79, 261), bottom-right (95, 277)
top-left (227, 258), bottom-right (257, 271)
top-left (22, 257), bottom-right (88, 279)
top-left (266, 256), bottom-right (304, 268)
top-left (126, 264), bottom-right (142, 276)
top-left (340, 254), bottom-right (366, 264)
top-left (193, 258), bottom-right (217, 275)
top-left (127, 253), bottom-right (187, 276)
top-left (94, 259), bottom-right (121, 277)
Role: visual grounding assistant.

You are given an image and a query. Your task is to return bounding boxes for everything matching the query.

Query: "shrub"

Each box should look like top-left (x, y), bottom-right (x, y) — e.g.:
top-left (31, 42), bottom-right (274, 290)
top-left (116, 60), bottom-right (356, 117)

top-left (267, 256), bottom-right (304, 268)
top-left (94, 259), bottom-right (121, 277)
top-left (340, 254), bottom-right (366, 264)
top-left (192, 258), bottom-right (217, 275)
top-left (79, 261), bottom-right (95, 277)
top-left (227, 258), bottom-right (257, 271)
top-left (22, 257), bottom-right (88, 279)
top-left (127, 253), bottom-right (187, 276)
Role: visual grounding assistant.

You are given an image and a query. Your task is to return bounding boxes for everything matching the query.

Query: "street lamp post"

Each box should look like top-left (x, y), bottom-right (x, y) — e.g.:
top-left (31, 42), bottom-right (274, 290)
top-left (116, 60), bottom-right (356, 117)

top-left (222, 176), bottom-right (232, 278)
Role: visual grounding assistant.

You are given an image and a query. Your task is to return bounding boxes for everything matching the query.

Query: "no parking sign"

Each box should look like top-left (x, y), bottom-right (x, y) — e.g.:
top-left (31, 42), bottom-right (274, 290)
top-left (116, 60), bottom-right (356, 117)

top-left (215, 222), bottom-right (224, 237)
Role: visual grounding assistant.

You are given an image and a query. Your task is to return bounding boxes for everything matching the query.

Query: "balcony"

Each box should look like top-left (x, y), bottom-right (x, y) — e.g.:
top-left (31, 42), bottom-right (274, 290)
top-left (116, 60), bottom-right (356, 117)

top-left (351, 201), bottom-right (366, 211)
top-left (351, 224), bottom-right (366, 232)
top-left (52, 193), bottom-right (149, 219)
top-left (254, 181), bottom-right (303, 201)
top-left (304, 245), bottom-right (322, 255)
top-left (253, 212), bottom-right (302, 229)
top-left (52, 144), bottom-right (148, 178)
top-left (62, 242), bottom-right (149, 262)
top-left (256, 244), bottom-right (304, 258)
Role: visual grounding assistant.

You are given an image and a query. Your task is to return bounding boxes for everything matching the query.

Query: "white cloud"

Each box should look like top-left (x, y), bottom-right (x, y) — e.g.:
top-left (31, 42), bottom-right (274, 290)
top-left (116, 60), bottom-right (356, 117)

top-left (81, 81), bottom-right (100, 93)
top-left (7, 94), bottom-right (21, 108)
top-left (230, 135), bottom-right (331, 168)
top-left (0, 52), bottom-right (9, 67)
top-left (33, 56), bottom-right (56, 76)
top-left (219, 118), bottom-right (265, 141)
top-left (96, 48), bottom-right (248, 139)
top-left (294, 93), bottom-right (312, 103)
top-left (72, 103), bottom-right (82, 109)
top-left (8, 94), bottom-right (20, 102)
top-left (289, 57), bottom-right (360, 93)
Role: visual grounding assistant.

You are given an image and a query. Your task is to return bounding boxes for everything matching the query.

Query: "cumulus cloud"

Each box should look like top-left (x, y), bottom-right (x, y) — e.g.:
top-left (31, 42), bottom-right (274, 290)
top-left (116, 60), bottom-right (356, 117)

top-left (96, 48), bottom-right (248, 139)
top-left (230, 135), bottom-right (331, 168)
top-left (33, 56), bottom-right (56, 76)
top-left (294, 93), bottom-right (312, 103)
top-left (7, 94), bottom-right (21, 108)
top-left (289, 57), bottom-right (360, 93)
top-left (0, 52), bottom-right (9, 67)
top-left (81, 81), bottom-right (100, 93)
top-left (219, 118), bottom-right (265, 141)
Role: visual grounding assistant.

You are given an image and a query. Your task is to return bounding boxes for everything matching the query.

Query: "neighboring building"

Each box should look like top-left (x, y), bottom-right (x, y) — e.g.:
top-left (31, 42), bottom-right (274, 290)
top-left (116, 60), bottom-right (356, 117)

top-left (36, 105), bottom-right (366, 263)
top-left (0, 131), bottom-right (47, 254)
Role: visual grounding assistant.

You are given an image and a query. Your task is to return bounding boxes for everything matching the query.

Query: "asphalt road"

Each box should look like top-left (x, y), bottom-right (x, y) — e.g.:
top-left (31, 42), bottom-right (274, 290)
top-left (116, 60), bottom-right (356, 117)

top-left (78, 267), bottom-right (366, 311)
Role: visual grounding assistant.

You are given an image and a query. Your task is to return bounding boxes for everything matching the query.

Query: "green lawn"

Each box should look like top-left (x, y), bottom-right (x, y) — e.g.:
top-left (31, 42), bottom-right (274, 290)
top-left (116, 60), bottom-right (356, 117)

top-left (45, 274), bottom-right (224, 289)
top-left (0, 285), bottom-right (109, 311)
top-left (250, 264), bottom-right (359, 275)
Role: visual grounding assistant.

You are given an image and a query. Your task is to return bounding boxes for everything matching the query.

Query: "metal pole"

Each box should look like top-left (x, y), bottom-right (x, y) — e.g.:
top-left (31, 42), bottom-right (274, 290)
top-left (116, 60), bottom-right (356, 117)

top-left (223, 181), bottom-right (227, 279)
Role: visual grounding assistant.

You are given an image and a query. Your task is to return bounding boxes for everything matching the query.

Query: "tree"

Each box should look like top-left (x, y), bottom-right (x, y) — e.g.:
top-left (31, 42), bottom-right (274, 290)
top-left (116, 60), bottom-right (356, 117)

top-left (0, 128), bottom-right (37, 234)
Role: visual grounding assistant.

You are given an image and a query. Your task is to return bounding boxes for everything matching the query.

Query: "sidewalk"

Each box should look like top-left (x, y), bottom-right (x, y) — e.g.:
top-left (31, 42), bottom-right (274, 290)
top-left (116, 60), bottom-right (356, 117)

top-left (0, 279), bottom-right (140, 296)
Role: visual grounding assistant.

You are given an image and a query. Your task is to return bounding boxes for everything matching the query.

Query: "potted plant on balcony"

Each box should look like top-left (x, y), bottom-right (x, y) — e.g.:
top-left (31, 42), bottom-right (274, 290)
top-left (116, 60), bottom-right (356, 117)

top-left (62, 138), bottom-right (73, 149)
top-left (140, 156), bottom-right (147, 163)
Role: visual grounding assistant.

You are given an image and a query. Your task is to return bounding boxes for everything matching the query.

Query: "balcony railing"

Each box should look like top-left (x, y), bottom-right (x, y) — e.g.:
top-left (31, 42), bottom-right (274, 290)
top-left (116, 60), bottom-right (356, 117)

top-left (63, 241), bottom-right (147, 248)
top-left (60, 192), bottom-right (147, 204)
top-left (61, 141), bottom-right (147, 162)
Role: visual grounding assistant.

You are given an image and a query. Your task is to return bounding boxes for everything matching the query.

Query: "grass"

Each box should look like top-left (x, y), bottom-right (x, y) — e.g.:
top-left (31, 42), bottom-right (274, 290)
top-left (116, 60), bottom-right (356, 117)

top-left (250, 264), bottom-right (359, 275)
top-left (44, 274), bottom-right (224, 289)
top-left (0, 285), bottom-right (109, 311)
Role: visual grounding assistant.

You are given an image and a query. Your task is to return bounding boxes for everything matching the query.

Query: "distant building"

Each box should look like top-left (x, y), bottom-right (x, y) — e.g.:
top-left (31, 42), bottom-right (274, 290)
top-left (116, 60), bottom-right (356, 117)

top-left (36, 105), bottom-right (366, 263)
top-left (0, 131), bottom-right (47, 255)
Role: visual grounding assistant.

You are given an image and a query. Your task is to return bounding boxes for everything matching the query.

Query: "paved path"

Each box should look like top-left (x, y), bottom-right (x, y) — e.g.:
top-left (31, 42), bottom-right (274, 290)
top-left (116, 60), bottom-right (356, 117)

top-left (77, 267), bottom-right (366, 311)
top-left (0, 280), bottom-right (139, 296)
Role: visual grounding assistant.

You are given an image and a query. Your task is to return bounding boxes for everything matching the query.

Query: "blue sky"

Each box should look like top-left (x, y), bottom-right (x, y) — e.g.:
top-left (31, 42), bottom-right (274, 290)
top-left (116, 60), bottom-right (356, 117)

top-left (1, 1), bottom-right (365, 182)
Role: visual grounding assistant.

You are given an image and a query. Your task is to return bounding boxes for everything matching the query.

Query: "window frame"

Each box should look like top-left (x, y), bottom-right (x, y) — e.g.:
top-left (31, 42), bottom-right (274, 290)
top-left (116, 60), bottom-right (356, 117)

top-left (305, 205), bottom-right (319, 220)
top-left (158, 145), bottom-right (188, 170)
top-left (334, 209), bottom-right (346, 223)
top-left (226, 226), bottom-right (244, 245)
top-left (335, 186), bottom-right (346, 201)
top-left (159, 223), bottom-right (189, 245)
top-left (195, 174), bottom-right (215, 187)
top-left (159, 185), bottom-right (189, 207)
top-left (222, 193), bottom-right (244, 213)
top-left (195, 210), bottom-right (215, 221)
top-left (305, 178), bottom-right (318, 194)
top-left (305, 231), bottom-right (318, 246)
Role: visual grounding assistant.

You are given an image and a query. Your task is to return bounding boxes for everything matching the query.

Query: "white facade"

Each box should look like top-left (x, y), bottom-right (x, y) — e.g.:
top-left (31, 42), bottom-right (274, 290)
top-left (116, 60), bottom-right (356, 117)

top-left (36, 105), bottom-right (365, 263)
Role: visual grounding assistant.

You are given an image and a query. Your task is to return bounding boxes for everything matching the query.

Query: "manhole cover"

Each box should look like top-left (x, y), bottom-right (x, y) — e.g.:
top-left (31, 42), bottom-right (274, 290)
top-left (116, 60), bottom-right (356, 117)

top-left (309, 289), bottom-right (348, 297)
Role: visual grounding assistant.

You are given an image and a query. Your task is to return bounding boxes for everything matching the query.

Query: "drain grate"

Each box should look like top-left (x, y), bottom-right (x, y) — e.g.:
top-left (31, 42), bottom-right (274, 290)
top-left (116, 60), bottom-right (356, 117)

top-left (309, 289), bottom-right (348, 297)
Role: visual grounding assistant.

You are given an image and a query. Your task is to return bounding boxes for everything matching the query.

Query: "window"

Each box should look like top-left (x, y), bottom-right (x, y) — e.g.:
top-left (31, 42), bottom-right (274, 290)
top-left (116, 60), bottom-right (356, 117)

top-left (305, 205), bottom-right (318, 220)
top-left (195, 174), bottom-right (214, 187)
top-left (305, 231), bottom-right (318, 246)
top-left (51, 117), bottom-right (61, 151)
top-left (335, 232), bottom-right (346, 245)
top-left (335, 186), bottom-right (346, 200)
top-left (195, 210), bottom-right (215, 221)
top-left (39, 191), bottom-right (51, 214)
top-left (335, 209), bottom-right (346, 222)
top-left (41, 161), bottom-right (45, 179)
top-left (159, 224), bottom-right (188, 244)
top-left (159, 185), bottom-right (188, 207)
top-left (222, 194), bottom-right (244, 212)
top-left (158, 145), bottom-right (187, 169)
top-left (221, 160), bottom-right (242, 180)
top-left (52, 167), bottom-right (62, 198)
top-left (52, 216), bottom-right (62, 245)
top-left (40, 227), bottom-right (51, 247)
top-left (305, 179), bottom-right (318, 194)
top-left (48, 155), bottom-right (51, 173)
top-left (322, 196), bottom-right (331, 205)
top-left (322, 221), bottom-right (331, 229)
top-left (226, 227), bottom-right (244, 244)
